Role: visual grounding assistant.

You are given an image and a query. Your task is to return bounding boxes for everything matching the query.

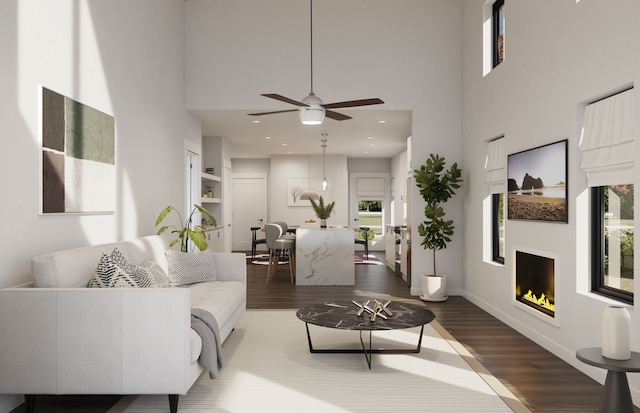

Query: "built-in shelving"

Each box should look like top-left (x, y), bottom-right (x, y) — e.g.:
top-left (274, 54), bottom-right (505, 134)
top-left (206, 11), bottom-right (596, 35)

top-left (201, 172), bottom-right (221, 182)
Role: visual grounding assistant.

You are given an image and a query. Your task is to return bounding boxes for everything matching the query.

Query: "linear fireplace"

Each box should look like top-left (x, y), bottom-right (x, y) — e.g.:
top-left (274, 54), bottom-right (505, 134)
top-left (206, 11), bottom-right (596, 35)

top-left (513, 247), bottom-right (557, 323)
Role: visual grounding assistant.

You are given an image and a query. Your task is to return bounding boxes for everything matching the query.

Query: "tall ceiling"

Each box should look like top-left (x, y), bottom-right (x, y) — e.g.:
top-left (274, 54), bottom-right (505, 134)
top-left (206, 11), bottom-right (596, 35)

top-left (190, 109), bottom-right (412, 159)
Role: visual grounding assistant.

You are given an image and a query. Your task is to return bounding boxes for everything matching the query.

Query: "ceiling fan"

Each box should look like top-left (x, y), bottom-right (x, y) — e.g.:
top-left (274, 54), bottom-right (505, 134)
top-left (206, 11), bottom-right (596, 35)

top-left (248, 0), bottom-right (384, 125)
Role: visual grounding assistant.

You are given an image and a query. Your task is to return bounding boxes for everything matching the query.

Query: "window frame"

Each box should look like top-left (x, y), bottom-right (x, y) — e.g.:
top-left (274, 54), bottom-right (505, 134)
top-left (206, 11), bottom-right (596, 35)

top-left (492, 193), bottom-right (505, 265)
top-left (492, 0), bottom-right (505, 68)
top-left (591, 186), bottom-right (634, 304)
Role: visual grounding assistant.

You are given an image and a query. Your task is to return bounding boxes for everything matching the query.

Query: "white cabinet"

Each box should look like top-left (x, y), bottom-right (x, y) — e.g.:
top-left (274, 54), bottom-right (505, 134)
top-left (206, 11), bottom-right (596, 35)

top-left (206, 228), bottom-right (223, 252)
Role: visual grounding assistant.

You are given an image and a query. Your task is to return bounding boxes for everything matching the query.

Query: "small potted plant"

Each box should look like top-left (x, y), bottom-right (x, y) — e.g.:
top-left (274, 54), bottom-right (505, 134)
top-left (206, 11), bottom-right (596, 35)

top-left (414, 154), bottom-right (463, 301)
top-left (155, 205), bottom-right (217, 252)
top-left (309, 196), bottom-right (335, 228)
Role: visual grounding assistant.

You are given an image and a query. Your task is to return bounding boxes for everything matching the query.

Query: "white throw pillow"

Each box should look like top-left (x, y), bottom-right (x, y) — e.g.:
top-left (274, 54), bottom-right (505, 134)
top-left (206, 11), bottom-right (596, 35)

top-left (165, 250), bottom-right (217, 286)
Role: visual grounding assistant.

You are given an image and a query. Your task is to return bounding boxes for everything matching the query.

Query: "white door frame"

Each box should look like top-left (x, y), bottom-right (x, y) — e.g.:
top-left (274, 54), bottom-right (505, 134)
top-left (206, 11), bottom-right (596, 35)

top-left (349, 172), bottom-right (390, 251)
top-left (231, 173), bottom-right (268, 252)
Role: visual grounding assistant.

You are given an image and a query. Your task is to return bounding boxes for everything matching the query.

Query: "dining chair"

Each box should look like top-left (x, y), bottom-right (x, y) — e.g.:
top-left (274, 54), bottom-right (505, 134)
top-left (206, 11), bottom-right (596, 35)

top-left (265, 223), bottom-right (296, 284)
top-left (355, 227), bottom-right (370, 259)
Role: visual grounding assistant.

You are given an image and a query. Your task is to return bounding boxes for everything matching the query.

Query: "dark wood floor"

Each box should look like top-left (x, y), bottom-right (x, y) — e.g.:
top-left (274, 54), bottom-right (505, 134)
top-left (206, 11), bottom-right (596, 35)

top-left (10, 251), bottom-right (636, 412)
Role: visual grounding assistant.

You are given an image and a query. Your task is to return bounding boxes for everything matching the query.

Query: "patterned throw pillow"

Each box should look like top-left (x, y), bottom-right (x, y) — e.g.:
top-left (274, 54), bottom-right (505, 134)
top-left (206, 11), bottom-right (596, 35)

top-left (165, 250), bottom-right (217, 286)
top-left (87, 248), bottom-right (153, 288)
top-left (135, 259), bottom-right (170, 288)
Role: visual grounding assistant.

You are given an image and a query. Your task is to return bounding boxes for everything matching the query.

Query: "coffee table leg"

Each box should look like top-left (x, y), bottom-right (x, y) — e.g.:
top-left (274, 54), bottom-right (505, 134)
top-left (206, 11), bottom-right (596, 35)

top-left (304, 323), bottom-right (427, 371)
top-left (359, 330), bottom-right (373, 369)
top-left (304, 322), bottom-right (316, 352)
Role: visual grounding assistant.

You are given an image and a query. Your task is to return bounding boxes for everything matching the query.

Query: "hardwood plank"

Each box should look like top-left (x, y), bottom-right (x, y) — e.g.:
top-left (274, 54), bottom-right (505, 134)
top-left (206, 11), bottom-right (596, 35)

top-left (10, 252), bottom-right (637, 412)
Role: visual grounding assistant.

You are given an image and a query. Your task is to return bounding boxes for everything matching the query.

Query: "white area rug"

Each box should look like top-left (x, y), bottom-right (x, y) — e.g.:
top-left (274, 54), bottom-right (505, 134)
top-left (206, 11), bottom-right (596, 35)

top-left (112, 310), bottom-right (529, 413)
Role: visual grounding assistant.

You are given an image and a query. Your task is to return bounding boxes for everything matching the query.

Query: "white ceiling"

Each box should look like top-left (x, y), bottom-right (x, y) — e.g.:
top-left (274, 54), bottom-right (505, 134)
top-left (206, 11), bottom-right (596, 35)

top-left (190, 108), bottom-right (412, 159)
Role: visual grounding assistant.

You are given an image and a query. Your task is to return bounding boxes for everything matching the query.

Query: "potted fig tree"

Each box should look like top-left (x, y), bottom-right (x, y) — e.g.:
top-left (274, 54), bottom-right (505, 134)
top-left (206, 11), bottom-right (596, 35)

top-left (414, 154), bottom-right (463, 301)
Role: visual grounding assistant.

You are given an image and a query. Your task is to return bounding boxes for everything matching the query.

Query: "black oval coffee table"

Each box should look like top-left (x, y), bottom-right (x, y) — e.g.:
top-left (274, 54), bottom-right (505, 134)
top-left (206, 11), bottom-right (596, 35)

top-left (296, 300), bottom-right (435, 369)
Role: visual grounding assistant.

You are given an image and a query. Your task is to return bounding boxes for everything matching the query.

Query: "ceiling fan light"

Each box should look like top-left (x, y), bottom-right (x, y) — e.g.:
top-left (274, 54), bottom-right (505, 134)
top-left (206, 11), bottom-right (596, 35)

top-left (299, 106), bottom-right (325, 125)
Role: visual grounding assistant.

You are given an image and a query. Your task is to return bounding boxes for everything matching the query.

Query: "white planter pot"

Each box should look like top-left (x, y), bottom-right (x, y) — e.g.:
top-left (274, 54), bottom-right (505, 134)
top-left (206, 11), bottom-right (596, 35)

top-left (420, 274), bottom-right (447, 302)
top-left (602, 305), bottom-right (631, 360)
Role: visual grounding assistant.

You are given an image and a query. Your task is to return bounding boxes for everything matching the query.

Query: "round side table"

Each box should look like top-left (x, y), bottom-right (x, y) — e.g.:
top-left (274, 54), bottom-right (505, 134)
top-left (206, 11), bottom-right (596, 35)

top-left (576, 347), bottom-right (640, 413)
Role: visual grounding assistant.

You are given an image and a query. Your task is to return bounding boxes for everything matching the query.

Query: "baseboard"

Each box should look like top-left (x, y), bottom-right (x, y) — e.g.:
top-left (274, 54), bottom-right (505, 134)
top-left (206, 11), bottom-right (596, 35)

top-left (461, 290), bottom-right (640, 405)
top-left (0, 394), bottom-right (23, 413)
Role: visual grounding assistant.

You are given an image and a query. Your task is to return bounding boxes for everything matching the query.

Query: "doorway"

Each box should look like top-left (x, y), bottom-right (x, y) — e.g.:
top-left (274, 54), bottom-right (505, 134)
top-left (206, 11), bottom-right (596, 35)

top-left (231, 173), bottom-right (268, 252)
top-left (349, 173), bottom-right (390, 251)
top-left (185, 150), bottom-right (200, 252)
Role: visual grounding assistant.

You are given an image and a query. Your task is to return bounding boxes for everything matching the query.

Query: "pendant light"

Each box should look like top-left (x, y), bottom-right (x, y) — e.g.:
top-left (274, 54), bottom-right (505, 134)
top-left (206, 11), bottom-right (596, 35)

top-left (321, 133), bottom-right (328, 191)
top-left (299, 155), bottom-right (319, 201)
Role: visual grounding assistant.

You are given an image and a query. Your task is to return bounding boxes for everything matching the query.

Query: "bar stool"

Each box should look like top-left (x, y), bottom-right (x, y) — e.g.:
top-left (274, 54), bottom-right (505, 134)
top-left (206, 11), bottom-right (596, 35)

top-left (265, 223), bottom-right (296, 284)
top-left (355, 227), bottom-right (370, 259)
top-left (250, 226), bottom-right (266, 258)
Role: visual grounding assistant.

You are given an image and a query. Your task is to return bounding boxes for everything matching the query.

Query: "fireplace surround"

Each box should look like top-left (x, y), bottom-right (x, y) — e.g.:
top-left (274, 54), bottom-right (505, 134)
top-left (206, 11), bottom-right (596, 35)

top-left (513, 246), bottom-right (559, 325)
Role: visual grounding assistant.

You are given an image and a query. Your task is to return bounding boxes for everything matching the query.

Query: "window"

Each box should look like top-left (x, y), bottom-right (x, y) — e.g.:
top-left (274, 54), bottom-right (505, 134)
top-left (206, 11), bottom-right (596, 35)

top-left (591, 185), bottom-right (634, 303)
top-left (485, 136), bottom-right (506, 264)
top-left (579, 88), bottom-right (634, 303)
top-left (493, 0), bottom-right (505, 67)
top-left (358, 200), bottom-right (382, 241)
top-left (492, 193), bottom-right (505, 264)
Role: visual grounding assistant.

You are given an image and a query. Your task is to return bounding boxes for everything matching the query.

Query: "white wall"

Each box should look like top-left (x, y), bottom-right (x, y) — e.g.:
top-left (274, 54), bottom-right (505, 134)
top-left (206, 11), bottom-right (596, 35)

top-left (0, 0), bottom-right (198, 288)
top-left (270, 155), bottom-right (349, 225)
top-left (185, 0), bottom-right (464, 295)
top-left (461, 0), bottom-right (640, 397)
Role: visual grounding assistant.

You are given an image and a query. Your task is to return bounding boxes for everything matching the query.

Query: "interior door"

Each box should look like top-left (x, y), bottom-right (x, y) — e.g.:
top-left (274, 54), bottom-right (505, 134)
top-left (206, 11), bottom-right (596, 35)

top-left (223, 161), bottom-right (232, 252)
top-left (231, 174), bottom-right (268, 252)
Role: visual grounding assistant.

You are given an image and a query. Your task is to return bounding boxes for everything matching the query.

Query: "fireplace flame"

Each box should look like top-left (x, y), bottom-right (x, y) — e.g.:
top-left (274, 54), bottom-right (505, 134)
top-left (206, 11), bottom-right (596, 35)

top-left (522, 290), bottom-right (555, 312)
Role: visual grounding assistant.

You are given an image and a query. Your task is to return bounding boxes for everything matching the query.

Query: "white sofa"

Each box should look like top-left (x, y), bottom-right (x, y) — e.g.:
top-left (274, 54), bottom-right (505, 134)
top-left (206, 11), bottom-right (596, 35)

top-left (0, 235), bottom-right (246, 413)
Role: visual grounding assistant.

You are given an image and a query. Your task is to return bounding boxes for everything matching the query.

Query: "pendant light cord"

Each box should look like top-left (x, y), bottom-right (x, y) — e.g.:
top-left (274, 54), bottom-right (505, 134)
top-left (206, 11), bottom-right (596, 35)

top-left (309, 0), bottom-right (314, 94)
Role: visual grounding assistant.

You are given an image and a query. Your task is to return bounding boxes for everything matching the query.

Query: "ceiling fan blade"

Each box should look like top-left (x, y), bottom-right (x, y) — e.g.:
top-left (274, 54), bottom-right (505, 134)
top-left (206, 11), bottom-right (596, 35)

top-left (322, 98), bottom-right (384, 109)
top-left (248, 109), bottom-right (298, 116)
top-left (325, 110), bottom-right (352, 121)
top-left (261, 93), bottom-right (306, 107)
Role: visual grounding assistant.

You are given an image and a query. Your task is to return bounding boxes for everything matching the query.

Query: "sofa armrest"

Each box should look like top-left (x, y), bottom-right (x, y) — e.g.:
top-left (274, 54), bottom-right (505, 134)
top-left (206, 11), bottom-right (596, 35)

top-left (0, 288), bottom-right (194, 395)
top-left (211, 253), bottom-right (246, 283)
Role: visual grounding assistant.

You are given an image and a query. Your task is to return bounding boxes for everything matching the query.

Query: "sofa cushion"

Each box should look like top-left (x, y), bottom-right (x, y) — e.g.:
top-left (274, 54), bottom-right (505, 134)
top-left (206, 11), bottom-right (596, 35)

top-left (165, 250), bottom-right (217, 286)
top-left (188, 280), bottom-right (245, 342)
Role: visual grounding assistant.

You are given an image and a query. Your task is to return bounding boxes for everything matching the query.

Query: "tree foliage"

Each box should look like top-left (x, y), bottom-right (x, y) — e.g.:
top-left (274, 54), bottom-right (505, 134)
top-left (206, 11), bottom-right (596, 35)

top-left (155, 205), bottom-right (217, 252)
top-left (414, 154), bottom-right (463, 276)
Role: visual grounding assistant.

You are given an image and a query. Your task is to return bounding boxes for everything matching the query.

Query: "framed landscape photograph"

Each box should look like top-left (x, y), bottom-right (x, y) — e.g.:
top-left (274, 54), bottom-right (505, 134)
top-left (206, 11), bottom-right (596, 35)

top-left (507, 139), bottom-right (568, 223)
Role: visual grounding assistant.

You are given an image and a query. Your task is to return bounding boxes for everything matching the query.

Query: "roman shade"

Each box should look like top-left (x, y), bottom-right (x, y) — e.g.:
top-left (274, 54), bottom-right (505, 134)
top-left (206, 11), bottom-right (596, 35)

top-left (485, 137), bottom-right (506, 194)
top-left (357, 177), bottom-right (385, 198)
top-left (579, 88), bottom-right (635, 187)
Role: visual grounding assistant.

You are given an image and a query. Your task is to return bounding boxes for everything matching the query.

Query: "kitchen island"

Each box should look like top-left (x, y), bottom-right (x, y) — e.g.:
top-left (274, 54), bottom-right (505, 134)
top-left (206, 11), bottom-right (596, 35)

top-left (295, 226), bottom-right (355, 285)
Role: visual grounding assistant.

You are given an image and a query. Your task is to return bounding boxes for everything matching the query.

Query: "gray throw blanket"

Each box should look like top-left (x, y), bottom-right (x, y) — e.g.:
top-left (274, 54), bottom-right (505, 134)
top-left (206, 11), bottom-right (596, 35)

top-left (191, 308), bottom-right (223, 379)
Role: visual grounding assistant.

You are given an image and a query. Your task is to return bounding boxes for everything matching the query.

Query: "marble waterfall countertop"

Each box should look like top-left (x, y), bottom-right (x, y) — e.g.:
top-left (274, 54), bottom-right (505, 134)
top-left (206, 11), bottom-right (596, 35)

top-left (295, 226), bottom-right (355, 285)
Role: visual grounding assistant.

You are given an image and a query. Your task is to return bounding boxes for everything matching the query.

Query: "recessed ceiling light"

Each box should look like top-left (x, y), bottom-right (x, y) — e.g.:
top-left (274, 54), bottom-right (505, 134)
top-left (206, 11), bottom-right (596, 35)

top-left (282, 143), bottom-right (288, 146)
top-left (252, 120), bottom-right (260, 124)
top-left (265, 136), bottom-right (271, 140)
top-left (378, 120), bottom-right (386, 124)
top-left (367, 136), bottom-right (374, 140)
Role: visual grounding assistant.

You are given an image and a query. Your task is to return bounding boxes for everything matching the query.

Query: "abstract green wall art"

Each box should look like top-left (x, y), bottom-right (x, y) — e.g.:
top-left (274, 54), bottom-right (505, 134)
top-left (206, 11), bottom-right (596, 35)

top-left (40, 87), bottom-right (115, 214)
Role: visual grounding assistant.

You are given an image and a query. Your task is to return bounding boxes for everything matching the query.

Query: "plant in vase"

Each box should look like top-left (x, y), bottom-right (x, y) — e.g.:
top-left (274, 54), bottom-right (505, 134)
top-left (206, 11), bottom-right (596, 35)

top-left (309, 196), bottom-right (335, 228)
top-left (155, 205), bottom-right (217, 252)
top-left (414, 153), bottom-right (463, 301)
